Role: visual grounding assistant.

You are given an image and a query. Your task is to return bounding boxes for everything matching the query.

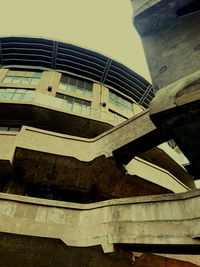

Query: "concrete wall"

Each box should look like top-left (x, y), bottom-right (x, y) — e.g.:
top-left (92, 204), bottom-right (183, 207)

top-left (132, 0), bottom-right (200, 90)
top-left (0, 117), bottom-right (194, 194)
top-left (0, 190), bottom-right (199, 251)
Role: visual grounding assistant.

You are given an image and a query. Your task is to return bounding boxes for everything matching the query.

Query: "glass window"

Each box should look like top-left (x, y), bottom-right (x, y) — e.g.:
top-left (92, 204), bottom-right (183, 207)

top-left (0, 127), bottom-right (20, 132)
top-left (22, 91), bottom-right (35, 101)
top-left (62, 75), bottom-right (70, 84)
top-left (9, 127), bottom-right (20, 132)
top-left (33, 72), bottom-right (42, 78)
top-left (55, 93), bottom-right (65, 100)
top-left (58, 82), bottom-right (67, 91)
top-left (3, 92), bottom-right (13, 100)
top-left (3, 77), bottom-right (13, 83)
top-left (65, 101), bottom-right (73, 111)
top-left (12, 77), bottom-right (22, 84)
top-left (65, 95), bottom-right (73, 111)
top-left (77, 80), bottom-right (84, 89)
top-left (59, 74), bottom-right (93, 97)
top-left (85, 82), bottom-right (93, 91)
top-left (55, 92), bottom-right (91, 115)
top-left (73, 98), bottom-right (82, 113)
top-left (68, 77), bottom-right (77, 86)
top-left (0, 88), bottom-right (35, 102)
top-left (21, 77), bottom-right (31, 84)
top-left (109, 90), bottom-right (133, 117)
top-left (68, 84), bottom-right (76, 93)
top-left (2, 71), bottom-right (42, 86)
top-left (12, 93), bottom-right (23, 101)
top-left (30, 78), bottom-right (40, 85)
top-left (0, 127), bottom-right (9, 131)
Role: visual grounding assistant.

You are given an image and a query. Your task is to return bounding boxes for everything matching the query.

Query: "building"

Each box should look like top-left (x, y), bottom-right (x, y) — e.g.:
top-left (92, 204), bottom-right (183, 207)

top-left (130, 0), bottom-right (200, 265)
top-left (0, 36), bottom-right (198, 266)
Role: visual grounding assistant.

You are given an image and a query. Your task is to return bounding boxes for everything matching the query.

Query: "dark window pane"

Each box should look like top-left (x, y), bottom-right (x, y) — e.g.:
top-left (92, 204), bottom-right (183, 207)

top-left (9, 127), bottom-right (20, 132)
top-left (85, 82), bottom-right (93, 90)
top-left (68, 77), bottom-right (77, 86)
top-left (61, 75), bottom-right (70, 84)
top-left (82, 100), bottom-right (91, 106)
top-left (77, 80), bottom-right (85, 89)
top-left (74, 98), bottom-right (82, 105)
top-left (56, 93), bottom-right (65, 99)
top-left (65, 95), bottom-right (73, 102)
top-left (0, 127), bottom-right (9, 131)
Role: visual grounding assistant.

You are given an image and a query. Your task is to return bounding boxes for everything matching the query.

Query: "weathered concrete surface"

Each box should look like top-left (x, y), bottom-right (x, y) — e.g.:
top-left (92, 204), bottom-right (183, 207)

top-left (14, 112), bottom-right (194, 190)
top-left (0, 233), bottom-right (134, 267)
top-left (0, 111), bottom-right (194, 195)
top-left (149, 70), bottom-right (200, 115)
top-left (148, 70), bottom-right (200, 179)
top-left (0, 103), bottom-right (112, 138)
top-left (0, 190), bottom-right (199, 254)
top-left (131, 0), bottom-right (200, 180)
top-left (131, 0), bottom-right (200, 90)
top-left (0, 233), bottom-right (198, 267)
top-left (155, 253), bottom-right (200, 266)
top-left (134, 253), bottom-right (199, 267)
top-left (15, 149), bottom-right (173, 199)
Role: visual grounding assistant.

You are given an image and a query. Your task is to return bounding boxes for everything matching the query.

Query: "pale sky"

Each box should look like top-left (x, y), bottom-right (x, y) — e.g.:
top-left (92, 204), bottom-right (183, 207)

top-left (0, 0), bottom-right (151, 82)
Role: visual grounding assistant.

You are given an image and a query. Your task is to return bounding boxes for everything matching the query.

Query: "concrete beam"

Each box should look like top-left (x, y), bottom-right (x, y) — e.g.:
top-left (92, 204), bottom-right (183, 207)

top-left (0, 190), bottom-right (199, 253)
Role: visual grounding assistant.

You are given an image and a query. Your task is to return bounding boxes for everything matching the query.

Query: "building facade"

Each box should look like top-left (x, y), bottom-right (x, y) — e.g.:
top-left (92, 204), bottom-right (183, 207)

top-left (0, 36), bottom-right (198, 266)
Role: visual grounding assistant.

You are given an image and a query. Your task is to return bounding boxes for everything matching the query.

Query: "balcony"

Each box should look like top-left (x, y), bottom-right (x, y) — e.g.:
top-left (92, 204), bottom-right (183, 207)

top-left (0, 88), bottom-right (119, 137)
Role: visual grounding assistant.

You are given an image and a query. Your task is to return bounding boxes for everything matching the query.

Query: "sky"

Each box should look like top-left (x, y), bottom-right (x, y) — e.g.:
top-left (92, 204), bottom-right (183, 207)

top-left (0, 0), bottom-right (151, 82)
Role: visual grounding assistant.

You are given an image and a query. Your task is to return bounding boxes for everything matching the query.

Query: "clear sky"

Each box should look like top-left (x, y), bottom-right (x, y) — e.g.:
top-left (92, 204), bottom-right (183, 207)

top-left (1, 0), bottom-right (151, 82)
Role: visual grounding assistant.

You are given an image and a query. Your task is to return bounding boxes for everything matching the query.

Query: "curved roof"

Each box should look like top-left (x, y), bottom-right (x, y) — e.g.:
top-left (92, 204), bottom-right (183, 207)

top-left (0, 36), bottom-right (154, 108)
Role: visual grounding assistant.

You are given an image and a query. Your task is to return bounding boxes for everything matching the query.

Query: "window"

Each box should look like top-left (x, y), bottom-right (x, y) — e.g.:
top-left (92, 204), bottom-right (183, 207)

top-left (58, 74), bottom-right (93, 96)
top-left (0, 126), bottom-right (20, 132)
top-left (56, 93), bottom-right (91, 115)
top-left (2, 71), bottom-right (42, 86)
top-left (0, 88), bottom-right (35, 101)
top-left (109, 90), bottom-right (134, 117)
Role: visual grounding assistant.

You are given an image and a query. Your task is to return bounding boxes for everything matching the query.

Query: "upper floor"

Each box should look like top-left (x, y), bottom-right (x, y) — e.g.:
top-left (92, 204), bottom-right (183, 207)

top-left (0, 36), bottom-right (154, 137)
top-left (0, 68), bottom-right (145, 137)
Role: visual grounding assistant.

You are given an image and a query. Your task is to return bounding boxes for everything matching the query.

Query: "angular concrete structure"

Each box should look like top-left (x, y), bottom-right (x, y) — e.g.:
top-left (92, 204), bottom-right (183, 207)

top-left (131, 0), bottom-right (200, 265)
top-left (0, 36), bottom-right (199, 266)
top-left (131, 0), bottom-right (200, 180)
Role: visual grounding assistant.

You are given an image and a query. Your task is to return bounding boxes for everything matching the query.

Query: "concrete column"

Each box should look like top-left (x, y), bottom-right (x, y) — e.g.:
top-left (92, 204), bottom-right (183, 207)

top-left (133, 103), bottom-right (143, 115)
top-left (91, 83), bottom-right (101, 109)
top-left (101, 85), bottom-right (109, 111)
top-left (36, 71), bottom-right (61, 96)
top-left (0, 69), bottom-right (9, 82)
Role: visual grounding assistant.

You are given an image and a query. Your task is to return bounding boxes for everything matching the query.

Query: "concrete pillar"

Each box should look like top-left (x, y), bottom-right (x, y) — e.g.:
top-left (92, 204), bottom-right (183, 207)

top-left (36, 71), bottom-right (61, 96)
top-left (91, 83), bottom-right (101, 109)
top-left (0, 69), bottom-right (9, 82)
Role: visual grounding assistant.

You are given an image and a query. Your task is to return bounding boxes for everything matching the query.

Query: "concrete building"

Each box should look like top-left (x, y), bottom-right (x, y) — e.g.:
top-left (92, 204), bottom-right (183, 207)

top-left (0, 36), bottom-right (199, 266)
top-left (130, 0), bottom-right (200, 265)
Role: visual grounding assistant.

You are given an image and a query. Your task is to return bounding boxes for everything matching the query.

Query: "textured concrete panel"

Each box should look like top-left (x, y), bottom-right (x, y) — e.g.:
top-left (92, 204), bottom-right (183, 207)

top-left (0, 190), bottom-right (199, 253)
